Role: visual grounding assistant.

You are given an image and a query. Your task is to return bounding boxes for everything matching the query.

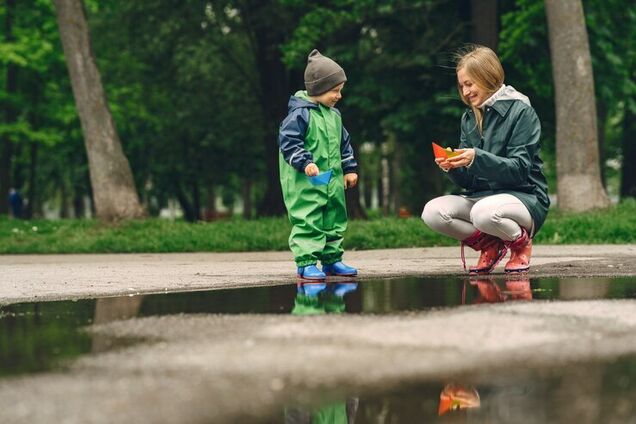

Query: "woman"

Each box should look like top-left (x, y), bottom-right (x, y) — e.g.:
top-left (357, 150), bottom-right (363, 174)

top-left (422, 45), bottom-right (550, 274)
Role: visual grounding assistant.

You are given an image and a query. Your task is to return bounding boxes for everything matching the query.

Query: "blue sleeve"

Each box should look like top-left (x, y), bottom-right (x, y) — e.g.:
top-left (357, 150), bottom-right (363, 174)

top-left (278, 107), bottom-right (313, 173)
top-left (340, 125), bottom-right (358, 174)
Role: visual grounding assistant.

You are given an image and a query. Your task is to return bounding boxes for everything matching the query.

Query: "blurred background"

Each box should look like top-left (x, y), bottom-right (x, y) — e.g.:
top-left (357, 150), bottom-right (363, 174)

top-left (0, 0), bottom-right (633, 222)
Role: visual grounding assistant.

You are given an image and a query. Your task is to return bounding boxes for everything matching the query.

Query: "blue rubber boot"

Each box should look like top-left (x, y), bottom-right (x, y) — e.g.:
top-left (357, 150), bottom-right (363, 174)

top-left (331, 281), bottom-right (359, 297)
top-left (322, 261), bottom-right (357, 276)
top-left (297, 265), bottom-right (326, 280)
top-left (297, 280), bottom-right (328, 297)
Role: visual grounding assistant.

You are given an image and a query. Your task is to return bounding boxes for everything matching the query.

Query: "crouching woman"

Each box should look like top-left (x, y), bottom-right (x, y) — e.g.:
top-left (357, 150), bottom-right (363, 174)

top-left (422, 45), bottom-right (550, 274)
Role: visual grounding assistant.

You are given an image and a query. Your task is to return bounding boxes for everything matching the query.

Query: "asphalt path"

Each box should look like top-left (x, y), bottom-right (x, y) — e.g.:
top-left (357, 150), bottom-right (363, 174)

top-left (1, 244), bottom-right (636, 304)
top-left (2, 245), bottom-right (636, 423)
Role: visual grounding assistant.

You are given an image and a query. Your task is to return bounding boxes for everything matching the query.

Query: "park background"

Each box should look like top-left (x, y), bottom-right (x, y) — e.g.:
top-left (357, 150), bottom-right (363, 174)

top-left (1, 0), bottom-right (635, 252)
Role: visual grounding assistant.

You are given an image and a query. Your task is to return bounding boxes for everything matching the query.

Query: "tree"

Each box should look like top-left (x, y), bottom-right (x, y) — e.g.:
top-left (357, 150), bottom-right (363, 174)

top-left (470, 0), bottom-right (498, 51)
top-left (53, 0), bottom-right (143, 220)
top-left (281, 1), bottom-right (466, 216)
top-left (544, 0), bottom-right (609, 211)
top-left (0, 0), bottom-right (17, 214)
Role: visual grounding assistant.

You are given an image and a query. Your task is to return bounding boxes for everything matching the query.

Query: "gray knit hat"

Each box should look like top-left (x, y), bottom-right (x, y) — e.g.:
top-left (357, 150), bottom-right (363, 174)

top-left (304, 49), bottom-right (347, 96)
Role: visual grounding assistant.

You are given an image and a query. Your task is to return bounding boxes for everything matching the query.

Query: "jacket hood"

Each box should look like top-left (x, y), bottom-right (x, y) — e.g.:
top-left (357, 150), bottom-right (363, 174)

top-left (287, 90), bottom-right (318, 113)
top-left (480, 85), bottom-right (531, 108)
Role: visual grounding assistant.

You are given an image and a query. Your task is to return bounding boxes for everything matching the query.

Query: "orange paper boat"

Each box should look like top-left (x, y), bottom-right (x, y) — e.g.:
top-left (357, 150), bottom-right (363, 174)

top-left (432, 142), bottom-right (460, 159)
top-left (438, 383), bottom-right (481, 415)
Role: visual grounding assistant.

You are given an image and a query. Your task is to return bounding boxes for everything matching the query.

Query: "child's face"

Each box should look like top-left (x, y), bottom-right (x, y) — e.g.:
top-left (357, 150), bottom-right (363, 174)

top-left (314, 83), bottom-right (344, 108)
top-left (457, 68), bottom-right (487, 107)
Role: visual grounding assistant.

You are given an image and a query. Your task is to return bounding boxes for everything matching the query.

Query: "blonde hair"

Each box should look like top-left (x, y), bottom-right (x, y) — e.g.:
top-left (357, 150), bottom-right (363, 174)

top-left (455, 45), bottom-right (504, 133)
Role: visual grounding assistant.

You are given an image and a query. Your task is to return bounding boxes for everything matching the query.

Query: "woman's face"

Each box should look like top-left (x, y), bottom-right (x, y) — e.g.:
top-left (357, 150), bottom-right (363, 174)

top-left (457, 68), bottom-right (488, 107)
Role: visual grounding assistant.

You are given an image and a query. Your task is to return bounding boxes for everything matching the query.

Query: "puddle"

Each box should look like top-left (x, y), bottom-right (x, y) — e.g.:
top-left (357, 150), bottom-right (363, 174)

top-left (1, 275), bottom-right (636, 422)
top-left (0, 276), bottom-right (632, 378)
top-left (2, 276), bottom-right (636, 378)
top-left (280, 356), bottom-right (636, 423)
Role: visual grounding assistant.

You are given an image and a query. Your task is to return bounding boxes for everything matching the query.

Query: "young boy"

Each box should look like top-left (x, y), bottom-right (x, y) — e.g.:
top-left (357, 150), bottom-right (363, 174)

top-left (278, 49), bottom-right (359, 280)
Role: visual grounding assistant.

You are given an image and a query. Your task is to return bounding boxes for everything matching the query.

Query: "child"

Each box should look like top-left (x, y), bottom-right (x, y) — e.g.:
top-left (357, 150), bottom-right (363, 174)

top-left (278, 49), bottom-right (359, 280)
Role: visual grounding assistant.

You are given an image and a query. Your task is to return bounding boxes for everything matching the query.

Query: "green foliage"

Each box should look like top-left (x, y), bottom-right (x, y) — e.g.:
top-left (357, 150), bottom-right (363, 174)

top-left (499, 0), bottom-right (636, 193)
top-left (282, 0), bottom-right (470, 212)
top-left (2, 0), bottom-right (635, 220)
top-left (88, 0), bottom-right (267, 219)
top-left (0, 300), bottom-right (94, 377)
top-left (0, 0), bottom-right (86, 218)
top-left (535, 199), bottom-right (636, 244)
top-left (3, 201), bottom-right (636, 253)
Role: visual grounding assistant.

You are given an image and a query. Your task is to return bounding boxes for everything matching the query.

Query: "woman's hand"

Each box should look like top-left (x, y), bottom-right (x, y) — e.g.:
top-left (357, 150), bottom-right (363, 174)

top-left (435, 157), bottom-right (452, 171)
top-left (446, 148), bottom-right (475, 168)
top-left (344, 173), bottom-right (358, 189)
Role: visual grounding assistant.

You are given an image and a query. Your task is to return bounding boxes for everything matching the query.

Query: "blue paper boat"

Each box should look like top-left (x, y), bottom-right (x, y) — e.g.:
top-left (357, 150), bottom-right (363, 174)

top-left (308, 169), bottom-right (333, 186)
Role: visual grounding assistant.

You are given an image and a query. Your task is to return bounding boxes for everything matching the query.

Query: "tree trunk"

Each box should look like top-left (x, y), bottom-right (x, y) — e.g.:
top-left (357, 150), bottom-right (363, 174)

top-left (346, 184), bottom-right (367, 220)
top-left (26, 143), bottom-right (38, 219)
top-left (346, 138), bottom-right (367, 219)
top-left (0, 0), bottom-right (17, 215)
top-left (470, 0), bottom-right (498, 51)
top-left (597, 100), bottom-right (607, 188)
top-left (376, 175), bottom-right (384, 211)
top-left (239, 1), bottom-right (288, 217)
top-left (620, 104), bottom-right (636, 198)
top-left (191, 181), bottom-right (201, 221)
top-left (60, 179), bottom-right (69, 218)
top-left (381, 157), bottom-right (390, 216)
top-left (175, 183), bottom-right (196, 222)
top-left (362, 174), bottom-right (373, 209)
top-left (53, 0), bottom-right (144, 221)
top-left (205, 184), bottom-right (217, 219)
top-left (242, 178), bottom-right (252, 219)
top-left (73, 192), bottom-right (85, 218)
top-left (545, 0), bottom-right (610, 211)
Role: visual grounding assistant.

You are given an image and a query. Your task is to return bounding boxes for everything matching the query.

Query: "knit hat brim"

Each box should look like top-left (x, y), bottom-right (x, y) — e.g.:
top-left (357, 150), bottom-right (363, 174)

top-left (306, 69), bottom-right (347, 96)
top-left (304, 49), bottom-right (347, 96)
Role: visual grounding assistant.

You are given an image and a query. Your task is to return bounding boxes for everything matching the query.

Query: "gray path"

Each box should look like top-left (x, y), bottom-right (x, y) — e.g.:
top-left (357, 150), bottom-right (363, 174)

top-left (2, 245), bottom-right (636, 423)
top-left (3, 300), bottom-right (636, 423)
top-left (2, 244), bottom-right (636, 304)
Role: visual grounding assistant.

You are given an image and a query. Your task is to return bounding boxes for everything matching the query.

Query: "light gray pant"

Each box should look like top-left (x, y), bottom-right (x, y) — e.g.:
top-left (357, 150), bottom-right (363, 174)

top-left (421, 194), bottom-right (534, 242)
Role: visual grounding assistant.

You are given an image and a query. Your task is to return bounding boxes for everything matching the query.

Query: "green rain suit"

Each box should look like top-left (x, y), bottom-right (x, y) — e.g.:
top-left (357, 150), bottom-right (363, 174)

top-left (278, 90), bottom-right (358, 267)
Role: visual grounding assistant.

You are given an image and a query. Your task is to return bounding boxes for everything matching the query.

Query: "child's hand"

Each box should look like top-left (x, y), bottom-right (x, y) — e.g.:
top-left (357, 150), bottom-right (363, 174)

top-left (344, 173), bottom-right (358, 189)
top-left (304, 163), bottom-right (319, 176)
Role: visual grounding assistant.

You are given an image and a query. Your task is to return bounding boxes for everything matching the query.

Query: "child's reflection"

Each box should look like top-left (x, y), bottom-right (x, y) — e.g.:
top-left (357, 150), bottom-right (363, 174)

top-left (285, 280), bottom-right (359, 423)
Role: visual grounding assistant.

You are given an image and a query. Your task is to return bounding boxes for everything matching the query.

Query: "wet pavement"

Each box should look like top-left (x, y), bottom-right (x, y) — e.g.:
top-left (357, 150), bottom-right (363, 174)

top-left (2, 244), bottom-right (636, 304)
top-left (2, 273), bottom-right (636, 422)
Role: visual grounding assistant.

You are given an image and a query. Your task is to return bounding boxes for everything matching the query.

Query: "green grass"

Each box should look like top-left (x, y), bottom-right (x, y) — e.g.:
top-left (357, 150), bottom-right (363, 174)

top-left (1, 200), bottom-right (636, 254)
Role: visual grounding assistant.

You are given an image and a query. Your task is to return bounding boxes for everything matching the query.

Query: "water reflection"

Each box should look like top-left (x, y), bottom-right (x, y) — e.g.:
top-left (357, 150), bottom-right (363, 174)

top-left (464, 276), bottom-right (532, 304)
top-left (0, 300), bottom-right (93, 377)
top-left (285, 280), bottom-right (360, 423)
top-left (438, 383), bottom-right (481, 416)
top-left (338, 355), bottom-right (636, 423)
top-left (3, 276), bottom-right (636, 379)
top-left (92, 296), bottom-right (145, 353)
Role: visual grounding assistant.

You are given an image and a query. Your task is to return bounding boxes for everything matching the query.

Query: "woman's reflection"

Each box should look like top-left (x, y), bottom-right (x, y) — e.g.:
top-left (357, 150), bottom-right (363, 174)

top-left (464, 276), bottom-right (532, 304)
